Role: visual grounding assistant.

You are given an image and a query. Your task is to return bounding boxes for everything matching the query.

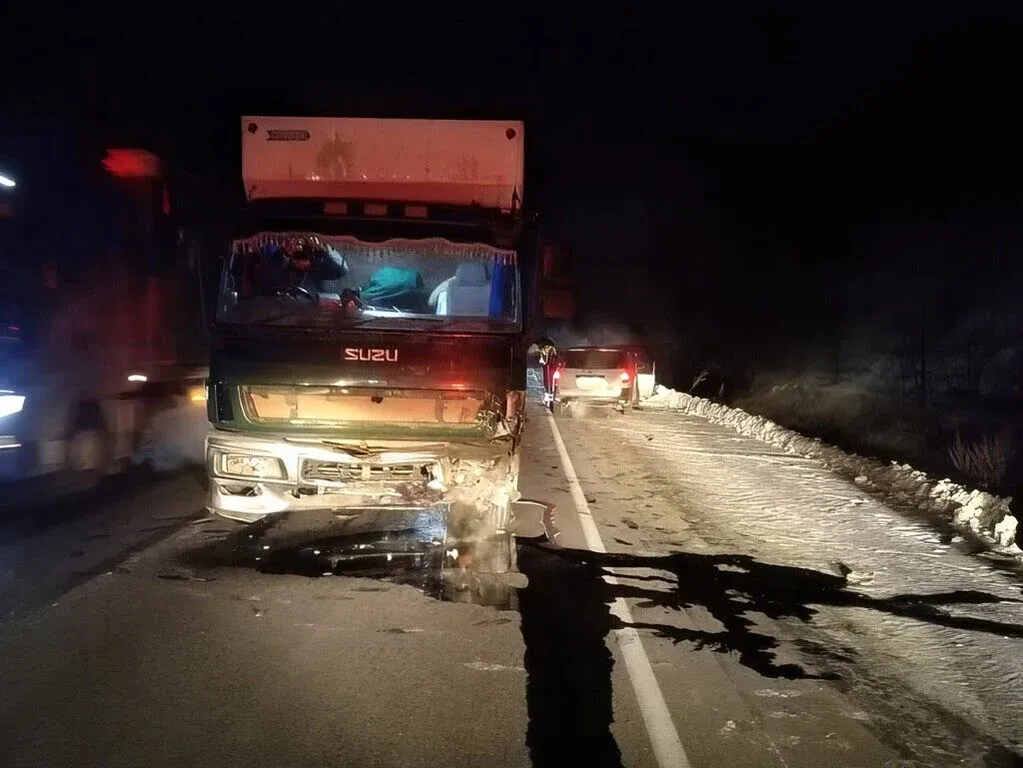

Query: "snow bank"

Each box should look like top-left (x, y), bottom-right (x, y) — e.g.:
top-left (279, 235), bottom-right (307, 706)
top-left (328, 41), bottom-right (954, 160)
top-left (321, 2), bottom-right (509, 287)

top-left (643, 386), bottom-right (1022, 555)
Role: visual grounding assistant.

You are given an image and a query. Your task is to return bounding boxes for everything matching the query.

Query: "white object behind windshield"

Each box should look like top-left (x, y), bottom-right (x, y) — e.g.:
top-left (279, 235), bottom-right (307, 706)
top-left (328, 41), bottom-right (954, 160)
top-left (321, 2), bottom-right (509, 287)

top-left (219, 234), bottom-right (519, 327)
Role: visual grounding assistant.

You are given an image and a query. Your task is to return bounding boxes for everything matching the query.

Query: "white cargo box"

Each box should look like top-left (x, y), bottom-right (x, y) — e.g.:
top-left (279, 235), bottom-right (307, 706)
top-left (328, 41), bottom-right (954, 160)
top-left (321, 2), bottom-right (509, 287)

top-left (242, 116), bottom-right (524, 212)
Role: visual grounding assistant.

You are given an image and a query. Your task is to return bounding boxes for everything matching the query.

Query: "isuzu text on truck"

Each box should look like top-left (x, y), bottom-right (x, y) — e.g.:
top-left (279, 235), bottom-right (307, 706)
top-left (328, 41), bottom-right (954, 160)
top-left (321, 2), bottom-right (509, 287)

top-left (205, 117), bottom-right (572, 583)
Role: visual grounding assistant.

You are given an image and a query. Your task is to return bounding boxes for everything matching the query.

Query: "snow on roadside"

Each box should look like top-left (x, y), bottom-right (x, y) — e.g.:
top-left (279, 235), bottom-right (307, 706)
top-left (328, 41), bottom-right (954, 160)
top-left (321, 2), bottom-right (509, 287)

top-left (598, 405), bottom-right (1023, 761)
top-left (642, 386), bottom-right (1022, 557)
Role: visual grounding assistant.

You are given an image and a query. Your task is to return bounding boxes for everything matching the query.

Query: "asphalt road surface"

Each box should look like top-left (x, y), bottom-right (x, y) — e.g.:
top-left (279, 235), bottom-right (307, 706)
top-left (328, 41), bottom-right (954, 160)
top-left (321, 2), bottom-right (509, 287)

top-left (0, 404), bottom-right (1020, 767)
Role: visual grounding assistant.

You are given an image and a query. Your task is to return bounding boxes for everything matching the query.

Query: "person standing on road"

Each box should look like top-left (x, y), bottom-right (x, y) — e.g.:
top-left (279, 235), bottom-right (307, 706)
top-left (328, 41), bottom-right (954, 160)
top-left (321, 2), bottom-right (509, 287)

top-left (538, 337), bottom-right (558, 410)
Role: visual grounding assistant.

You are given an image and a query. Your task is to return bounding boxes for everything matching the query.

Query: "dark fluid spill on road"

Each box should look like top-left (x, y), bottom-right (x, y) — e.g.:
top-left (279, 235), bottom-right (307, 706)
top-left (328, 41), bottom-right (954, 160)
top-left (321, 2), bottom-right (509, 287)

top-left (516, 541), bottom-right (625, 767)
top-left (257, 539), bottom-right (627, 764)
top-left (177, 506), bottom-right (1023, 766)
top-left (181, 513), bottom-right (528, 610)
top-left (178, 505), bottom-right (626, 765)
top-left (985, 743), bottom-right (1023, 768)
top-left (183, 501), bottom-right (566, 612)
top-left (545, 546), bottom-right (1023, 765)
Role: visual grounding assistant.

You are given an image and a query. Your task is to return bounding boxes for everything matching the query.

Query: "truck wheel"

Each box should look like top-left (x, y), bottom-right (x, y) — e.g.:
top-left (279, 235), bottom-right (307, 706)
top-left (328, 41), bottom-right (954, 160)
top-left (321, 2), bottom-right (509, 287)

top-left (64, 426), bottom-right (110, 494)
top-left (56, 400), bottom-right (113, 495)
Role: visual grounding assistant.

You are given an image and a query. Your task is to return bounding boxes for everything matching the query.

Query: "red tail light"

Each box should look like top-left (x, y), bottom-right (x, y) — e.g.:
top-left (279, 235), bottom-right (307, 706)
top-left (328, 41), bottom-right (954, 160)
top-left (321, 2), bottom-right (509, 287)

top-left (620, 371), bottom-right (631, 383)
top-left (553, 369), bottom-right (561, 381)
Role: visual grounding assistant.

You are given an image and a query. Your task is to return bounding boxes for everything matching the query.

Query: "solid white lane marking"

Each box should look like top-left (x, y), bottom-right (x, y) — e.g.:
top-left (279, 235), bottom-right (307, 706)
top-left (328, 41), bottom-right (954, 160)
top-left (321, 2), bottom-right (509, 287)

top-left (546, 411), bottom-right (692, 768)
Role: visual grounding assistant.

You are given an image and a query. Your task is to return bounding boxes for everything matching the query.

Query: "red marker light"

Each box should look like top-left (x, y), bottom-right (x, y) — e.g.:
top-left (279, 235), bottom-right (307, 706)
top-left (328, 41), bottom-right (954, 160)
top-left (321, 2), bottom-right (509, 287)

top-left (102, 149), bottom-right (162, 179)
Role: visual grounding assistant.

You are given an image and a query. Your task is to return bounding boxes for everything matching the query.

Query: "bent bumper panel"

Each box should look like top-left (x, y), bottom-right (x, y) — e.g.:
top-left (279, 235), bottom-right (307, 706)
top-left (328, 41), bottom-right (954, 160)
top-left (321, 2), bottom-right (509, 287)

top-left (205, 432), bottom-right (518, 541)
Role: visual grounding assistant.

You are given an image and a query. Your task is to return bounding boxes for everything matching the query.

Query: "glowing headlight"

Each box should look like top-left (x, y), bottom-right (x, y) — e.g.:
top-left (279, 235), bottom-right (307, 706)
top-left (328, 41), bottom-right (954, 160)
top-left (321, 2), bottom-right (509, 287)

top-left (0, 393), bottom-right (25, 419)
top-left (217, 452), bottom-right (286, 480)
top-left (187, 385), bottom-right (207, 404)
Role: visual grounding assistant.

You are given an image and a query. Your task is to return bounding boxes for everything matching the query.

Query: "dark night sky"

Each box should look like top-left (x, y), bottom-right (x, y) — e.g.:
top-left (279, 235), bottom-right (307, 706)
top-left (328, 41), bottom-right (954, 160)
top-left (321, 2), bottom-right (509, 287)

top-left (6, 3), bottom-right (1023, 344)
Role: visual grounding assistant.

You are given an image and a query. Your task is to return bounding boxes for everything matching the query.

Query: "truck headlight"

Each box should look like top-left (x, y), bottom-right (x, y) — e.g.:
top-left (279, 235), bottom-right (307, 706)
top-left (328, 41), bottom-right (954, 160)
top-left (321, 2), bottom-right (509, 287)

top-left (216, 452), bottom-right (286, 480)
top-left (0, 393), bottom-right (25, 419)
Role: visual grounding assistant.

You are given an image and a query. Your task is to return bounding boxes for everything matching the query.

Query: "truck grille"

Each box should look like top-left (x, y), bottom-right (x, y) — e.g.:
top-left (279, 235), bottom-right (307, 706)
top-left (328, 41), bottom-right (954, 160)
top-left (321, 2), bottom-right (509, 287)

top-left (301, 460), bottom-right (425, 484)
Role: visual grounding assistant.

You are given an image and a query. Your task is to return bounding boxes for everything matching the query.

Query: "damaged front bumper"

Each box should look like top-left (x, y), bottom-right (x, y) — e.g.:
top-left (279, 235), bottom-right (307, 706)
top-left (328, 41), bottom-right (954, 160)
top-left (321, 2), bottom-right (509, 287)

top-left (205, 430), bottom-right (520, 549)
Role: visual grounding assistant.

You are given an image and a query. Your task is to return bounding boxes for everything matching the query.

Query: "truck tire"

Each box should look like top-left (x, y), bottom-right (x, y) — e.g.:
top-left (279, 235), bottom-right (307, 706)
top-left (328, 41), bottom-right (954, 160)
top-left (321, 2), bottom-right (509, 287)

top-left (61, 402), bottom-right (112, 495)
top-left (62, 427), bottom-right (109, 494)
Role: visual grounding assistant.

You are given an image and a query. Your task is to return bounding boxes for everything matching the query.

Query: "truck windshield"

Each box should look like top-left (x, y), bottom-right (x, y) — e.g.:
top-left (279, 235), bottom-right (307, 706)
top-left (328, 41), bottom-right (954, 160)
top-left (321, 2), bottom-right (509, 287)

top-left (218, 232), bottom-right (520, 331)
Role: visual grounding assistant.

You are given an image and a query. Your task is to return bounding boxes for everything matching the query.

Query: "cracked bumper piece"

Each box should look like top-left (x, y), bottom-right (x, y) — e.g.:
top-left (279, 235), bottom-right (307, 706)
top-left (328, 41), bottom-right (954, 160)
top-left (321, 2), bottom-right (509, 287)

top-left (205, 432), bottom-right (519, 543)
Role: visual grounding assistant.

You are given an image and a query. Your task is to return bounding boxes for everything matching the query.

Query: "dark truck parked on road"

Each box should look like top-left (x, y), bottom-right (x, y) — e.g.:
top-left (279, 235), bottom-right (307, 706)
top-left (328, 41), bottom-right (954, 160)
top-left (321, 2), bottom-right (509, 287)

top-left (205, 117), bottom-right (572, 583)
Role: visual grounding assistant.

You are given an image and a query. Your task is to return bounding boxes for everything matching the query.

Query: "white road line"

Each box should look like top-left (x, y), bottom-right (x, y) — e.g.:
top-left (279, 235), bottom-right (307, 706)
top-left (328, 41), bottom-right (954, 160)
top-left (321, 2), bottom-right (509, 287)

top-left (546, 411), bottom-right (692, 768)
